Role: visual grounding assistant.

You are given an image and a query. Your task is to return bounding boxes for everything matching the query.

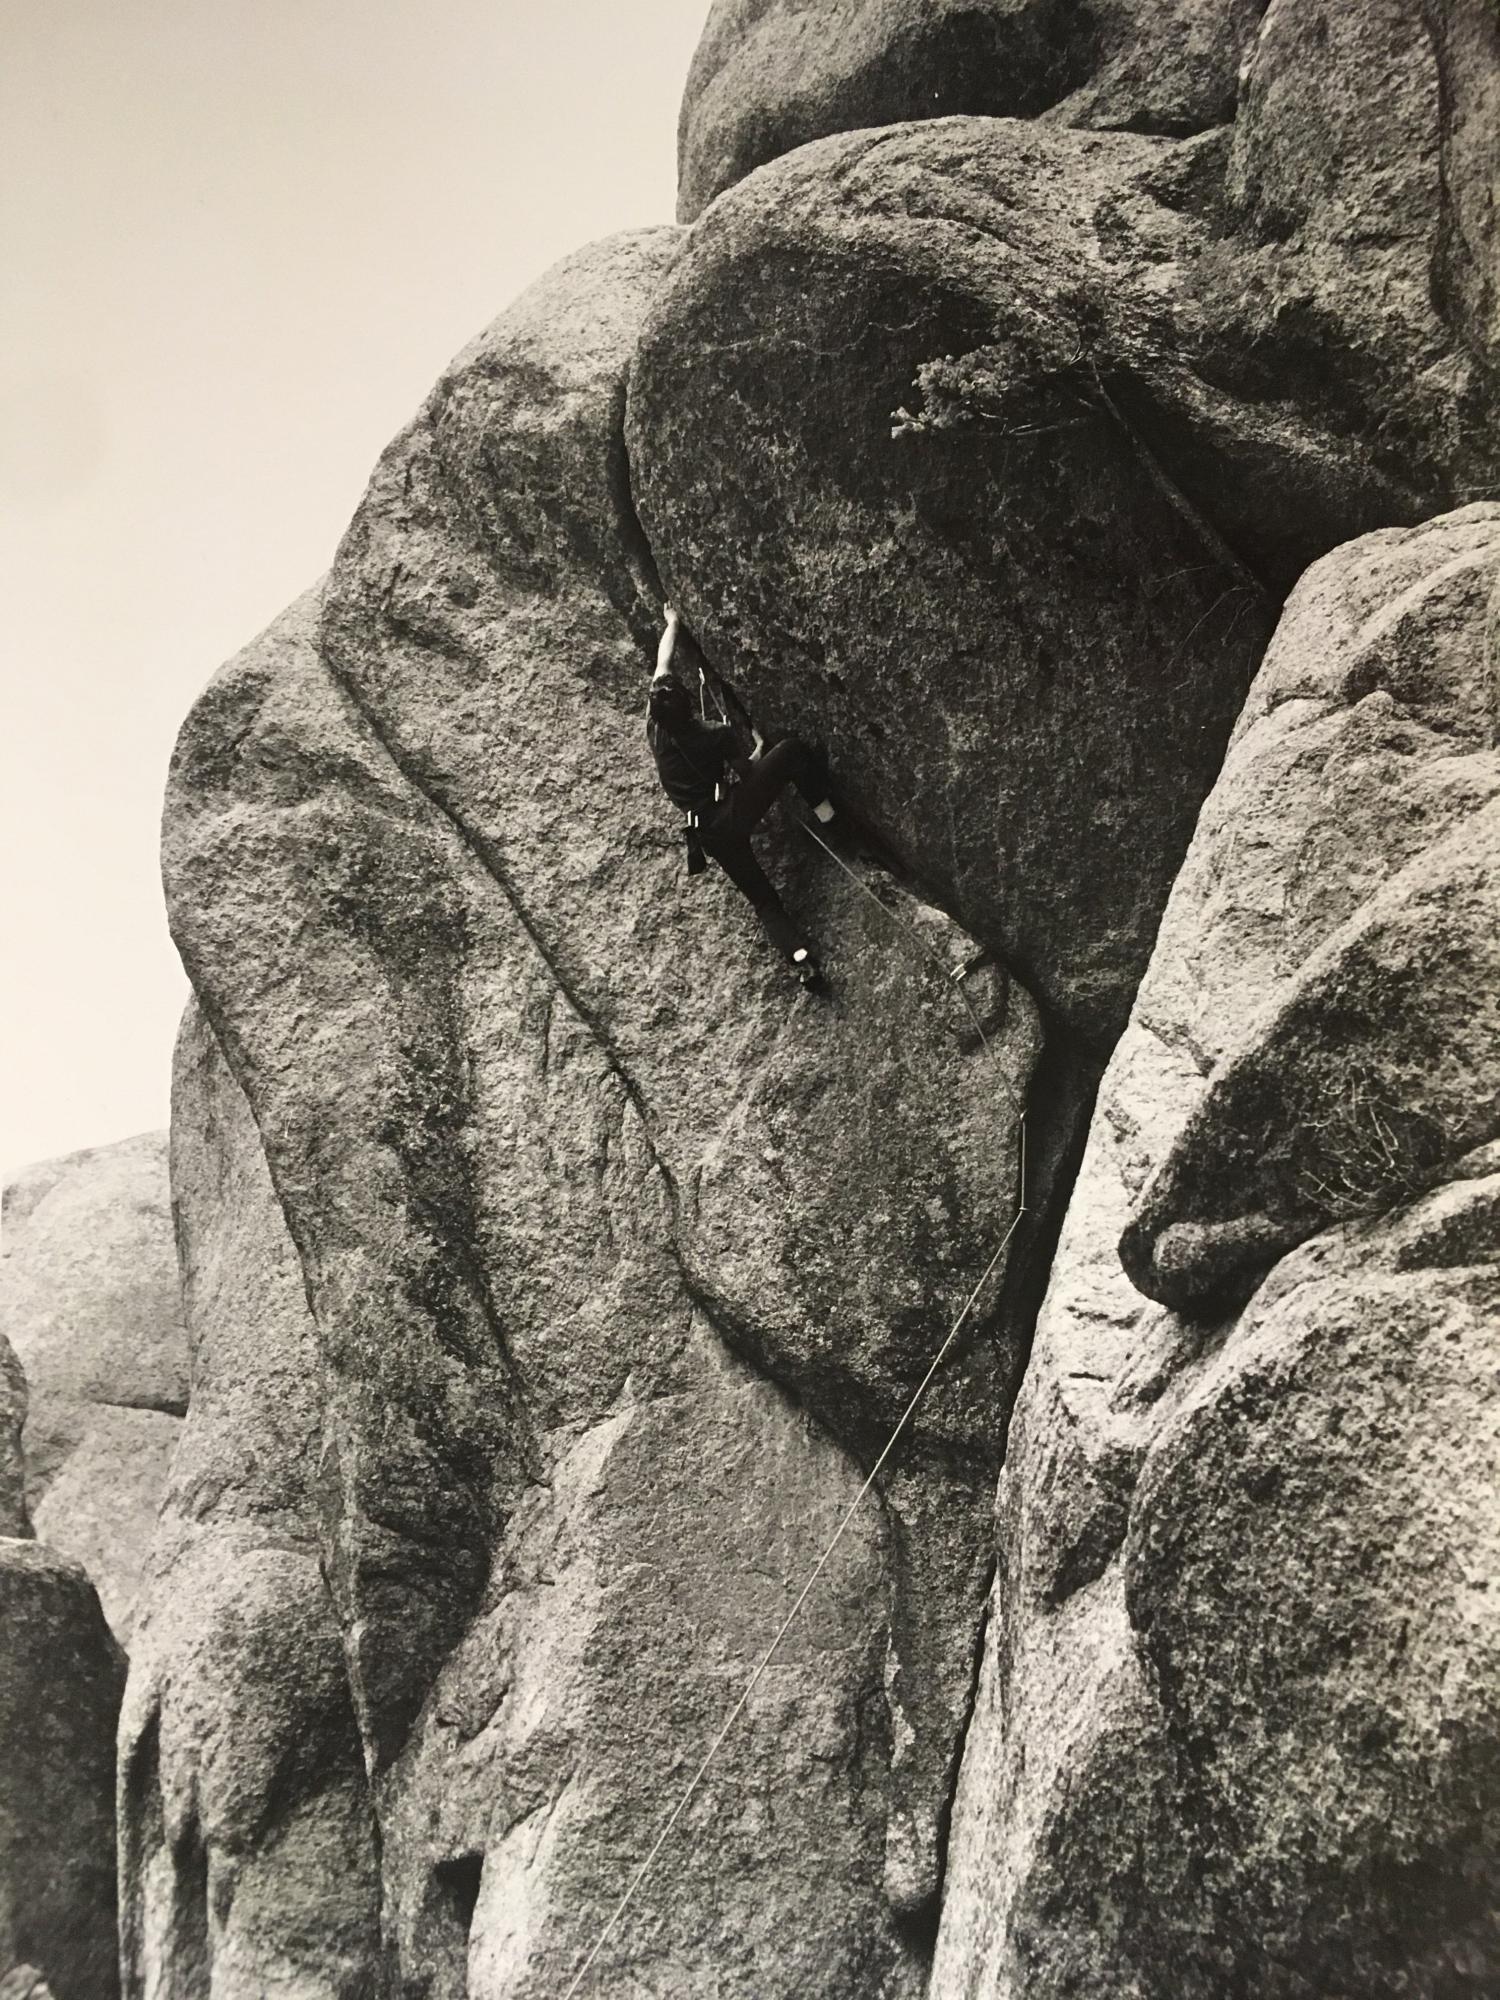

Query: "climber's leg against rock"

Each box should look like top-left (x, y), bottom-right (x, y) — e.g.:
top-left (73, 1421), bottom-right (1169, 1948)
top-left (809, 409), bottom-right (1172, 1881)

top-left (701, 823), bottom-right (807, 963)
top-left (728, 736), bottom-right (835, 831)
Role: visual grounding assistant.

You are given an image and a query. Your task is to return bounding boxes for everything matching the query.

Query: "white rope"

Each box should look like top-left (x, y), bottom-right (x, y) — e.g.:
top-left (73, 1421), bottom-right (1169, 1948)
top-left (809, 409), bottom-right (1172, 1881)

top-left (560, 1115), bottom-right (1027, 1998)
top-left (795, 815), bottom-right (1003, 1061)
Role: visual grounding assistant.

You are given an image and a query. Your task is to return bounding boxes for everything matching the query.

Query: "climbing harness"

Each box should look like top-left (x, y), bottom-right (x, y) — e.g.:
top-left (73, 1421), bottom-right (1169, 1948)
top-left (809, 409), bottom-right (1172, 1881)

top-left (565, 675), bottom-right (1029, 1995)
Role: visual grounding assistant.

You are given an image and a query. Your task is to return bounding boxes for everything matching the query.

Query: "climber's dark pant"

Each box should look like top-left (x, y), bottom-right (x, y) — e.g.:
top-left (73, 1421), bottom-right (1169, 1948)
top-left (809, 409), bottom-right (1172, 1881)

top-left (699, 737), bottom-right (827, 962)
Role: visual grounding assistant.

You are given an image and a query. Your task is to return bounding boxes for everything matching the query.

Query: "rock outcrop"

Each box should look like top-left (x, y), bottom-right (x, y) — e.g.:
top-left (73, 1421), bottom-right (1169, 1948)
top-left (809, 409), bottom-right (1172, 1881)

top-left (151, 233), bottom-right (1037, 1994)
top-left (121, 2), bottom-right (1499, 1992)
top-left (1, 1539), bottom-right (125, 2000)
top-left (1, 1135), bottom-right (188, 1642)
top-left (936, 506), bottom-right (1500, 1997)
top-left (639, 0), bottom-right (1500, 1052)
top-left (635, 119), bottom-right (1286, 1055)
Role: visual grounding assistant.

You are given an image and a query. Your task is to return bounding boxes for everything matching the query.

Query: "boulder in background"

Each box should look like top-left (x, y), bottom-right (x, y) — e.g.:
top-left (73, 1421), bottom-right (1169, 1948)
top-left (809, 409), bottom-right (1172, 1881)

top-left (1, 1134), bottom-right (187, 1643)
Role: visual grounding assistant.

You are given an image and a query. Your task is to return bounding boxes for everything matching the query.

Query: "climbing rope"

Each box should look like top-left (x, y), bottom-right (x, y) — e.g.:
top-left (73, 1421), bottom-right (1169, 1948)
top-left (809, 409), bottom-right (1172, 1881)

top-left (564, 671), bottom-right (1031, 1993)
top-left (561, 1111), bottom-right (1025, 1997)
top-left (795, 815), bottom-right (1008, 1070)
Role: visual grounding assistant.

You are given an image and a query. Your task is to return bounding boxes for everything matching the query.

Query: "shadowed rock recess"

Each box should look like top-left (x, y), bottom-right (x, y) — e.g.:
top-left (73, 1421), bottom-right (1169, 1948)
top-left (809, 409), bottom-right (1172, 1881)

top-left (110, 2), bottom-right (1497, 1995)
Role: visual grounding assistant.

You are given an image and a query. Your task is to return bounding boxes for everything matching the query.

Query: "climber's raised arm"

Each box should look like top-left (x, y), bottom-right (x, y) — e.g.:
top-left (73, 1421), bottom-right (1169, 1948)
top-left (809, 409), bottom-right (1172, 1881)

top-left (654, 603), bottom-right (680, 679)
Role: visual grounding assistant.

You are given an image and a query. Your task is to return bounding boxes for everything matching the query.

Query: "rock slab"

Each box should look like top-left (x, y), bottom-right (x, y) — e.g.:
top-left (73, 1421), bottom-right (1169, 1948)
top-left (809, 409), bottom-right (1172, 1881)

top-left (149, 232), bottom-right (1038, 1996)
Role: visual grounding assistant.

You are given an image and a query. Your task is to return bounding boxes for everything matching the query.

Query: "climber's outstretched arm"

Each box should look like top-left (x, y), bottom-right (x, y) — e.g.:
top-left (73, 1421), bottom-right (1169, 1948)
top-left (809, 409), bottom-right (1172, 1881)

top-left (654, 604), bottom-right (680, 679)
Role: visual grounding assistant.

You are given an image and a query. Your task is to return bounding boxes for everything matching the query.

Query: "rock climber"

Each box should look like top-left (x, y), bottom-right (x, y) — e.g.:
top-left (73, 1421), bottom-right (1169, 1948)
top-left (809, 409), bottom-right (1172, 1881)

top-left (646, 604), bottom-right (836, 987)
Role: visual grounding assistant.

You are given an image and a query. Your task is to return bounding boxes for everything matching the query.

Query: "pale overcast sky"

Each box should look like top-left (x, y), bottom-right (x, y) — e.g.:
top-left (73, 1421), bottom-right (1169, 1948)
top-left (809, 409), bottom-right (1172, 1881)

top-left (3, 0), bottom-right (707, 1175)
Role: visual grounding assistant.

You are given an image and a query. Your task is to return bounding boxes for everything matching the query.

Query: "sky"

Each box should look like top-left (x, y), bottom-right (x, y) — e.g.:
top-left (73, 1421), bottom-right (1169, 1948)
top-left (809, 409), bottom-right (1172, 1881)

top-left (2, 0), bottom-right (708, 1176)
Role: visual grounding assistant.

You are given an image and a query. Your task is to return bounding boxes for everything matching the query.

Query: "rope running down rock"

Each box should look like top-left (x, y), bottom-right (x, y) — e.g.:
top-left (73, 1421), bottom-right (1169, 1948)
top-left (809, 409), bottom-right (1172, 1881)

top-left (562, 781), bottom-right (1028, 1994)
top-left (561, 1125), bottom-right (1026, 1997)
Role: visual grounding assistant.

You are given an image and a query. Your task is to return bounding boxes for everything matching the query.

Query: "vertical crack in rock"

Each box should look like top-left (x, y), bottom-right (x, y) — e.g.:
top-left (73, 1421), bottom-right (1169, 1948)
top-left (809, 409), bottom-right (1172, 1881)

top-left (323, 385), bottom-right (1038, 1947)
top-left (916, 1025), bottom-right (1104, 1916)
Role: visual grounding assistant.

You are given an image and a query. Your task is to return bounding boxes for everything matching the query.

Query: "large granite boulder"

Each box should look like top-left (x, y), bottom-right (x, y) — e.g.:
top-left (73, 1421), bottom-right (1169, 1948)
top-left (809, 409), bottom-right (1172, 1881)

top-left (152, 231), bottom-right (1038, 1995)
top-left (1, 1539), bottom-right (125, 2000)
top-left (1, 1135), bottom-right (187, 1642)
top-left (678, 0), bottom-right (1500, 398)
top-left (935, 506), bottom-right (1500, 1997)
top-left (638, 9), bottom-right (1499, 1058)
top-left (677, 0), bottom-right (1252, 220)
top-left (642, 120), bottom-right (1393, 1053)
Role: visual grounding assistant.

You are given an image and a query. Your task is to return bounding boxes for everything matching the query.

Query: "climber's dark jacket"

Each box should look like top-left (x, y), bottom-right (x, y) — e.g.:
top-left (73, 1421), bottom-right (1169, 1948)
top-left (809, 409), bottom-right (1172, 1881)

top-left (648, 712), bottom-right (830, 963)
top-left (646, 715), bottom-right (740, 811)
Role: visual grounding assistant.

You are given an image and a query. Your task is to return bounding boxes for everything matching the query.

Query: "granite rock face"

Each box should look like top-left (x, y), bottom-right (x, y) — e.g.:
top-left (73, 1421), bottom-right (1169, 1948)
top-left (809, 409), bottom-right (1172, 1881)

top-left (635, 119), bottom-right (1282, 1055)
top-left (151, 233), bottom-right (1037, 1995)
top-left (1, 1135), bottom-right (187, 1642)
top-left (936, 507), bottom-right (1500, 1997)
top-left (130, 3), bottom-right (1500, 1990)
top-left (1, 1539), bottom-right (126, 2000)
top-left (676, 0), bottom-right (1500, 457)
